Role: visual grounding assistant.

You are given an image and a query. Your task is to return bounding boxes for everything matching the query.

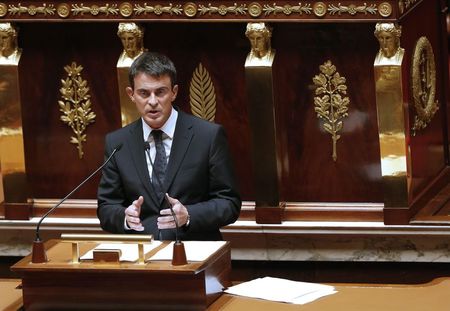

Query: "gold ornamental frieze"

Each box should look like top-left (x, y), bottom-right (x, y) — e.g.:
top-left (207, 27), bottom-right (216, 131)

top-left (71, 3), bottom-right (119, 16)
top-left (262, 3), bottom-right (312, 16)
top-left (7, 3), bottom-right (55, 16)
top-left (327, 3), bottom-right (377, 15)
top-left (134, 3), bottom-right (182, 16)
top-left (0, 1), bottom-right (395, 20)
top-left (189, 63), bottom-right (217, 122)
top-left (313, 60), bottom-right (350, 161)
top-left (58, 62), bottom-right (96, 159)
top-left (312, 60), bottom-right (350, 162)
top-left (198, 3), bottom-right (247, 16)
top-left (410, 36), bottom-right (438, 136)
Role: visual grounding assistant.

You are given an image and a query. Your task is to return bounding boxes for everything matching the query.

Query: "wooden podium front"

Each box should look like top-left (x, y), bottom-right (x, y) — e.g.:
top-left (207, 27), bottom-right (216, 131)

top-left (11, 240), bottom-right (231, 311)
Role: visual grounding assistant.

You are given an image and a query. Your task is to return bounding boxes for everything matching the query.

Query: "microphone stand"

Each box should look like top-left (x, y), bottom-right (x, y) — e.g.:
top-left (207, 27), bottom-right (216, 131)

top-left (144, 142), bottom-right (187, 266)
top-left (164, 194), bottom-right (187, 266)
top-left (31, 145), bottom-right (122, 263)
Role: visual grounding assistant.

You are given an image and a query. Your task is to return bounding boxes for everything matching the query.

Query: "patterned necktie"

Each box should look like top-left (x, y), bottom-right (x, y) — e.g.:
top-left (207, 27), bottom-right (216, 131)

top-left (151, 130), bottom-right (167, 200)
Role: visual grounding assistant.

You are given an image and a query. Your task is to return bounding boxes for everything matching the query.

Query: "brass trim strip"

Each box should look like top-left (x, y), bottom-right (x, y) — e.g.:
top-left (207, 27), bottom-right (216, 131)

top-left (0, 1), bottom-right (396, 20)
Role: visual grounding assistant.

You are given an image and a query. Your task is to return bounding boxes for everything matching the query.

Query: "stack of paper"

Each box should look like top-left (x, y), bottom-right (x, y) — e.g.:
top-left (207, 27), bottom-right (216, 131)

top-left (225, 276), bottom-right (337, 304)
top-left (80, 241), bottom-right (162, 262)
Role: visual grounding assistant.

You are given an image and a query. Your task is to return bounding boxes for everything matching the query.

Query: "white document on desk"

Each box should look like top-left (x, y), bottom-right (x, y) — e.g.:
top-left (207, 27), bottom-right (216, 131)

top-left (225, 276), bottom-right (337, 304)
top-left (148, 241), bottom-right (226, 262)
top-left (80, 241), bottom-right (162, 262)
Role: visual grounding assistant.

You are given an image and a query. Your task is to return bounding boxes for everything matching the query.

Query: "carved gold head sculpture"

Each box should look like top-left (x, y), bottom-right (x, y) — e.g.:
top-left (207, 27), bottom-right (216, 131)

top-left (117, 23), bottom-right (144, 59)
top-left (374, 23), bottom-right (402, 59)
top-left (0, 23), bottom-right (18, 58)
top-left (245, 22), bottom-right (273, 59)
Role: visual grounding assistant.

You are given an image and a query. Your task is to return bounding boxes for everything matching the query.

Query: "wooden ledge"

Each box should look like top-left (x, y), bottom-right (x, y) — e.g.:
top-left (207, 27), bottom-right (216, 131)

top-left (2, 217), bottom-right (450, 237)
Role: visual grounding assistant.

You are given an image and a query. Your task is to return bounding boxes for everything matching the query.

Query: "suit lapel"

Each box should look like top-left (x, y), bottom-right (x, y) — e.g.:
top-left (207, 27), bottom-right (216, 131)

top-left (127, 120), bottom-right (160, 206)
top-left (163, 111), bottom-right (193, 193)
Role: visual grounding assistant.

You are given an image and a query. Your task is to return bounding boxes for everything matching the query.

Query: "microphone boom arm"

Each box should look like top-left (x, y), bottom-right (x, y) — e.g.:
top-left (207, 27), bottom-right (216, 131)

top-left (35, 146), bottom-right (121, 241)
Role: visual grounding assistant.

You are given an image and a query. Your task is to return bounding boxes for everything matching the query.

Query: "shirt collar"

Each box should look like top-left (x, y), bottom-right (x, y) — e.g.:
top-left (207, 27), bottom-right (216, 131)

top-left (142, 106), bottom-right (178, 141)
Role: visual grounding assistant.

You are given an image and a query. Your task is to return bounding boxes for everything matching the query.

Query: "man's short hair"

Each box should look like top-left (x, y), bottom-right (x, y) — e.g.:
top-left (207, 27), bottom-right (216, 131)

top-left (128, 52), bottom-right (177, 89)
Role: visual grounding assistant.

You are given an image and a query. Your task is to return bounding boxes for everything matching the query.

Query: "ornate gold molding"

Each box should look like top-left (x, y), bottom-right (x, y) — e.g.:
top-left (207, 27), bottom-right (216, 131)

top-left (198, 3), bottom-right (247, 16)
top-left (189, 63), bottom-right (216, 122)
top-left (71, 3), bottom-right (119, 16)
top-left (411, 36), bottom-right (438, 136)
top-left (134, 3), bottom-right (182, 16)
top-left (312, 60), bottom-right (349, 162)
top-left (0, 2), bottom-right (395, 20)
top-left (263, 3), bottom-right (312, 16)
top-left (327, 3), bottom-right (377, 15)
top-left (8, 3), bottom-right (55, 16)
top-left (58, 62), bottom-right (96, 159)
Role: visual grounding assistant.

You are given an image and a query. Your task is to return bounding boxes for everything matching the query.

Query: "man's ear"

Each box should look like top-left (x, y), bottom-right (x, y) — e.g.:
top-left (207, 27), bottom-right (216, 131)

top-left (126, 86), bottom-right (134, 100)
top-left (171, 85), bottom-right (179, 101)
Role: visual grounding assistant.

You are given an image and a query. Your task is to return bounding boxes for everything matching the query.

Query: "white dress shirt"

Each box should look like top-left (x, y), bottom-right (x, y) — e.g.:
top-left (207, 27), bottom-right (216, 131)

top-left (142, 107), bottom-right (178, 182)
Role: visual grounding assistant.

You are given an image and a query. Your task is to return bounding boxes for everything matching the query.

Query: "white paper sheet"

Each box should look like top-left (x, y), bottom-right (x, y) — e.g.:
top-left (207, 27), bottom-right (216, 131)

top-left (80, 241), bottom-right (162, 262)
top-left (225, 276), bottom-right (337, 304)
top-left (148, 241), bottom-right (226, 262)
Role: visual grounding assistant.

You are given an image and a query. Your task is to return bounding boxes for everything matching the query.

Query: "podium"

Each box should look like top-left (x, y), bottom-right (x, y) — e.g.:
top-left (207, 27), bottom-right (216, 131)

top-left (11, 239), bottom-right (231, 311)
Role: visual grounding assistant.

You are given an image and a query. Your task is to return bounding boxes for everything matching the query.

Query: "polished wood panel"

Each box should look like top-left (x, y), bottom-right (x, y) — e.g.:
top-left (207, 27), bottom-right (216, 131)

top-left (401, 0), bottom-right (447, 199)
top-left (274, 23), bottom-right (383, 202)
top-left (0, 0), bottom-right (447, 224)
top-left (19, 23), bottom-right (122, 199)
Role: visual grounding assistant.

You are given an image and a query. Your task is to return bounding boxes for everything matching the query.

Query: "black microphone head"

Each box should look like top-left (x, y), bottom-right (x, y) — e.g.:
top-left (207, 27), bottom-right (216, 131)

top-left (115, 143), bottom-right (123, 151)
top-left (143, 141), bottom-right (150, 150)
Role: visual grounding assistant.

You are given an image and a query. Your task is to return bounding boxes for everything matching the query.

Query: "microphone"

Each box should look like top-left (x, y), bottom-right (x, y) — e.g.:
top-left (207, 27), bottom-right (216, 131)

top-left (144, 141), bottom-right (187, 265)
top-left (31, 143), bottom-right (123, 263)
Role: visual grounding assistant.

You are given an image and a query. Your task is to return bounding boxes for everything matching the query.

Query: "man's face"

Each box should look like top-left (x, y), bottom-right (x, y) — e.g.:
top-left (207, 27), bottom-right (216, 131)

top-left (126, 73), bottom-right (178, 129)
top-left (377, 31), bottom-right (398, 58)
top-left (0, 32), bottom-right (13, 56)
top-left (120, 32), bottom-right (139, 58)
top-left (248, 32), bottom-right (268, 58)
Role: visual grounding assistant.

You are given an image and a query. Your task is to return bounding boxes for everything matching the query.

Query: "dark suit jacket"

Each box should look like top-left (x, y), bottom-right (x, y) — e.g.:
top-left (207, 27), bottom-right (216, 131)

top-left (97, 110), bottom-right (241, 241)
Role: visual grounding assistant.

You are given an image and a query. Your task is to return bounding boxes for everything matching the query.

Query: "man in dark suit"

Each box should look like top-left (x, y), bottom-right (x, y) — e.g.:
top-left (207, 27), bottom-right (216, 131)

top-left (97, 52), bottom-right (241, 240)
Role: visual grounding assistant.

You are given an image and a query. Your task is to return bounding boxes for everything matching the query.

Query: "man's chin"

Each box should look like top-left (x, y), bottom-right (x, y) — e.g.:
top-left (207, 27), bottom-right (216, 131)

top-left (144, 117), bottom-right (163, 129)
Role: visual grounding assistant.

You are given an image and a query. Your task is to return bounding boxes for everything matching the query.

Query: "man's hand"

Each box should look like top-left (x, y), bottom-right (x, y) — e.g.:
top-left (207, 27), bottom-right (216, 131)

top-left (157, 194), bottom-right (189, 229)
top-left (125, 196), bottom-right (145, 231)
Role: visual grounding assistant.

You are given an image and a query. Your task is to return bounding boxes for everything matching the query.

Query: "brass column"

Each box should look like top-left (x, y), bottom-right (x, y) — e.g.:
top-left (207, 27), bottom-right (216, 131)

top-left (0, 23), bottom-right (29, 219)
top-left (116, 23), bottom-right (146, 126)
top-left (244, 23), bottom-right (284, 223)
top-left (373, 23), bottom-right (411, 224)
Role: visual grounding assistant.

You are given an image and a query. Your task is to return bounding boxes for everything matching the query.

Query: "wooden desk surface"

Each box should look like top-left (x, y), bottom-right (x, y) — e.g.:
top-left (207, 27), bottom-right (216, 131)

top-left (0, 279), bottom-right (22, 311)
top-left (7, 240), bottom-right (450, 311)
top-left (209, 278), bottom-right (450, 311)
top-left (11, 239), bottom-right (227, 274)
top-left (11, 240), bottom-right (231, 310)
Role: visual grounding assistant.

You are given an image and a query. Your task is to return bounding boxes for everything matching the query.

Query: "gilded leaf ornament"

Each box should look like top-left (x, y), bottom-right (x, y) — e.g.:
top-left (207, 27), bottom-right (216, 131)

top-left (71, 4), bottom-right (119, 16)
top-left (198, 3), bottom-right (247, 16)
top-left (411, 36), bottom-right (438, 136)
top-left (312, 60), bottom-right (349, 162)
top-left (8, 3), bottom-right (55, 16)
top-left (134, 3), bottom-right (183, 15)
top-left (328, 3), bottom-right (377, 15)
top-left (263, 3), bottom-right (312, 16)
top-left (58, 62), bottom-right (96, 159)
top-left (189, 63), bottom-right (216, 122)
